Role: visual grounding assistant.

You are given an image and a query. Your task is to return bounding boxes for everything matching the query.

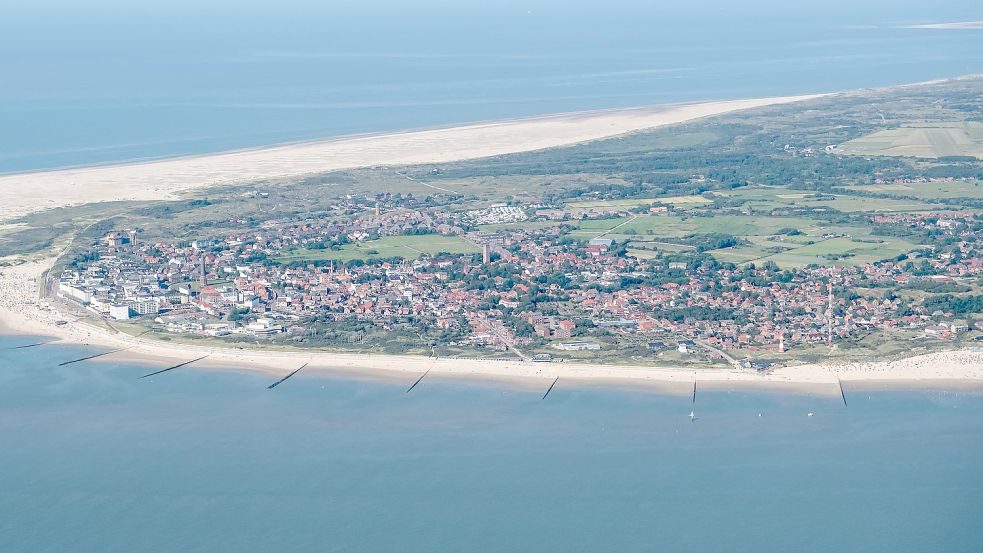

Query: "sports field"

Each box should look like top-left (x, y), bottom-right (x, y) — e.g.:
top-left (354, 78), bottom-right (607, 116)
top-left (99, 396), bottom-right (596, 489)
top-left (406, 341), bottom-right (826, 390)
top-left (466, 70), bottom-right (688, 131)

top-left (277, 234), bottom-right (479, 263)
top-left (834, 122), bottom-right (983, 159)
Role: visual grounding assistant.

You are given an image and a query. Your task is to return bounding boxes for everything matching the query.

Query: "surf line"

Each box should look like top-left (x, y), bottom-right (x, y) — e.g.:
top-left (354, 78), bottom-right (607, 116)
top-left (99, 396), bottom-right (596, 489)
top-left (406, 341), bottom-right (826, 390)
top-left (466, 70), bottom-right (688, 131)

top-left (267, 361), bottom-right (310, 390)
top-left (541, 376), bottom-right (560, 400)
top-left (139, 354), bottom-right (209, 379)
top-left (57, 347), bottom-right (130, 366)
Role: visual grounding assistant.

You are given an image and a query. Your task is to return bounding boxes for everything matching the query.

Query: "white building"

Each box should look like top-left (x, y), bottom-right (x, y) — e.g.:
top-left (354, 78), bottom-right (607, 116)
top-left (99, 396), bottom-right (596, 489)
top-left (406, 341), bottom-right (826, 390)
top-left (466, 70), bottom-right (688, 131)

top-left (553, 340), bottom-right (601, 351)
top-left (58, 282), bottom-right (91, 303)
top-left (246, 318), bottom-right (283, 336)
top-left (131, 299), bottom-right (160, 315)
top-left (109, 304), bottom-right (131, 320)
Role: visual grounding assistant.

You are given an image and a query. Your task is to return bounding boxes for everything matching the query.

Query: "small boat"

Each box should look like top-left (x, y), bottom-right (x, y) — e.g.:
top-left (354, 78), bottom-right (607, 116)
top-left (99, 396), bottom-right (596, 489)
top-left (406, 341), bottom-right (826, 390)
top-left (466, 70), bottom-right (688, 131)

top-left (689, 411), bottom-right (696, 421)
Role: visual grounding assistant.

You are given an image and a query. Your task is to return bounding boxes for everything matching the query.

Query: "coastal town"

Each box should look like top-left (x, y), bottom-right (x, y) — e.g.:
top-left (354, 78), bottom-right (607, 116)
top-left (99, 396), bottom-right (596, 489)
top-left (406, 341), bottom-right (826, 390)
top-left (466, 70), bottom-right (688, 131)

top-left (51, 189), bottom-right (982, 366)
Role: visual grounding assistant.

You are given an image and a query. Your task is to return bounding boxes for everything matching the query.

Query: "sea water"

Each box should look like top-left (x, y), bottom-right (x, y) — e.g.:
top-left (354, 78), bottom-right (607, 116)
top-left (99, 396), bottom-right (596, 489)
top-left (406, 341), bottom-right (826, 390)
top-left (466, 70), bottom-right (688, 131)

top-left (2, 1), bottom-right (983, 173)
top-left (1, 335), bottom-right (981, 552)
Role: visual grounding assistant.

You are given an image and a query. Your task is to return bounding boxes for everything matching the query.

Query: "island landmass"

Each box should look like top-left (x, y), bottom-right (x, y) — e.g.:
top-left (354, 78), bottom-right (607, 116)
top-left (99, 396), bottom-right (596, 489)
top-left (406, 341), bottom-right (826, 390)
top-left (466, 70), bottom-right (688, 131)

top-left (2, 77), bottom-right (982, 392)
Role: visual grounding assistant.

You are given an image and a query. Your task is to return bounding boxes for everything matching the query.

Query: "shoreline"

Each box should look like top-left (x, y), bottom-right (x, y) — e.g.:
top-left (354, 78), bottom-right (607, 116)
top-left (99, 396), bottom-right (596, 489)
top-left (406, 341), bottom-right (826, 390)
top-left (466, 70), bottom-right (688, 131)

top-left (0, 94), bottom-right (825, 223)
top-left (1, 259), bottom-right (981, 395)
top-left (0, 98), bottom-right (814, 180)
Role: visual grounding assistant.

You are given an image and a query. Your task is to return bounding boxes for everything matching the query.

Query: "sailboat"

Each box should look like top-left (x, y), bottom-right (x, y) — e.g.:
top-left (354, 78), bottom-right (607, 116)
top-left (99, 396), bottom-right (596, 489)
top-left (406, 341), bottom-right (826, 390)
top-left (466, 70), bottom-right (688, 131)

top-left (689, 410), bottom-right (696, 422)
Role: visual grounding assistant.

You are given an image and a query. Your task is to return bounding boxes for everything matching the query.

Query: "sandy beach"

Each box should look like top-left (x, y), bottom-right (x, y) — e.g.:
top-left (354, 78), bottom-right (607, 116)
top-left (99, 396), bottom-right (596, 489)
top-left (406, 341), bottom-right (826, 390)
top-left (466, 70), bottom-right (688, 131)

top-left (0, 95), bottom-right (823, 223)
top-left (2, 257), bottom-right (981, 394)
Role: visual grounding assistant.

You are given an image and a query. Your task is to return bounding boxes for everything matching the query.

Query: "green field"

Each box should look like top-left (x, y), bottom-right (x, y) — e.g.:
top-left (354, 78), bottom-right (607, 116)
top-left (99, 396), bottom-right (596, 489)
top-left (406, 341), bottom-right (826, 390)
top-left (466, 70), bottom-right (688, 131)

top-left (566, 195), bottom-right (711, 210)
top-left (834, 122), bottom-right (983, 159)
top-left (709, 234), bottom-right (916, 268)
top-left (843, 180), bottom-right (983, 200)
top-left (716, 187), bottom-right (948, 212)
top-left (539, 211), bottom-right (923, 268)
top-left (584, 214), bottom-right (819, 239)
top-left (477, 220), bottom-right (566, 233)
top-left (276, 234), bottom-right (480, 263)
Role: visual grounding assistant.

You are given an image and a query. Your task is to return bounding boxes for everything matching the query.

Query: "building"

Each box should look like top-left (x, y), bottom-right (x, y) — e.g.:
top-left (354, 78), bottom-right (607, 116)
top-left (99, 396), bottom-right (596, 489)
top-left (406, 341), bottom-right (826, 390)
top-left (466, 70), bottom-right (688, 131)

top-left (109, 304), bottom-right (131, 320)
top-left (647, 340), bottom-right (666, 351)
top-left (246, 317), bottom-right (284, 336)
top-left (58, 282), bottom-right (91, 303)
top-left (553, 327), bottom-right (572, 339)
top-left (131, 299), bottom-right (160, 316)
top-left (554, 340), bottom-right (600, 351)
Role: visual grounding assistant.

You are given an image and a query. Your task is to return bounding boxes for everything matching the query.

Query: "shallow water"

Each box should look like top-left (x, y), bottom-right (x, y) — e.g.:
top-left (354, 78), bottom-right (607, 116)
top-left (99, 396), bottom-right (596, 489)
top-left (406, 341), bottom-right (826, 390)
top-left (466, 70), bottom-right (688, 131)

top-left (1, 335), bottom-right (981, 552)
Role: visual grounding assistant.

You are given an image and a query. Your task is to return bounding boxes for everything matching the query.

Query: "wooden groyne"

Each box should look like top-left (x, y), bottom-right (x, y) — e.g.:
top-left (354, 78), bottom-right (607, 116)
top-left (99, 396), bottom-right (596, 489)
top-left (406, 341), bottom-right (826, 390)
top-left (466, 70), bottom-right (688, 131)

top-left (837, 378), bottom-right (848, 407)
top-left (139, 355), bottom-right (209, 379)
top-left (541, 376), bottom-right (560, 400)
top-left (406, 368), bottom-right (431, 394)
top-left (267, 362), bottom-right (309, 389)
top-left (4, 341), bottom-right (52, 350)
top-left (57, 347), bottom-right (129, 366)
top-left (692, 379), bottom-right (698, 404)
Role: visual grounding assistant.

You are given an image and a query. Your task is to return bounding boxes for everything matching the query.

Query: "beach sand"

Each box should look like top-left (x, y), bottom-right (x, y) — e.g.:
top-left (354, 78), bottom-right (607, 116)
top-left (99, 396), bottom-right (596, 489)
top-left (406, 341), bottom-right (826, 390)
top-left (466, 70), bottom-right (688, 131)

top-left (0, 95), bottom-right (824, 223)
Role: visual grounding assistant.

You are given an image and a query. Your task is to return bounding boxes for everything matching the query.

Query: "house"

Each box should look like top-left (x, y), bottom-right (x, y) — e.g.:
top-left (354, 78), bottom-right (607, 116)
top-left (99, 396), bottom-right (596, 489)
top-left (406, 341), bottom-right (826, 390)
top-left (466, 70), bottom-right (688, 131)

top-left (741, 359), bottom-right (772, 371)
top-left (647, 340), bottom-right (666, 351)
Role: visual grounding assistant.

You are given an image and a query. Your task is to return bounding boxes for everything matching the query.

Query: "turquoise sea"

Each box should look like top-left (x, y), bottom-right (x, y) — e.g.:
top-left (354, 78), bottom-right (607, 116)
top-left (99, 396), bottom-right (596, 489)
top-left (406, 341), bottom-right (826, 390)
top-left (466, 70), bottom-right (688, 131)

top-left (2, 334), bottom-right (982, 552)
top-left (2, 1), bottom-right (982, 173)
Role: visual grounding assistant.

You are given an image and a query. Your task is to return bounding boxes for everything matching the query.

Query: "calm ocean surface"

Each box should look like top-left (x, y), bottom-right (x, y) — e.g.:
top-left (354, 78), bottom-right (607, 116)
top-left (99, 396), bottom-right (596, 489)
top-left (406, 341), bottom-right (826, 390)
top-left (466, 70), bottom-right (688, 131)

top-left (1, 1), bottom-right (982, 173)
top-left (1, 334), bottom-right (981, 552)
